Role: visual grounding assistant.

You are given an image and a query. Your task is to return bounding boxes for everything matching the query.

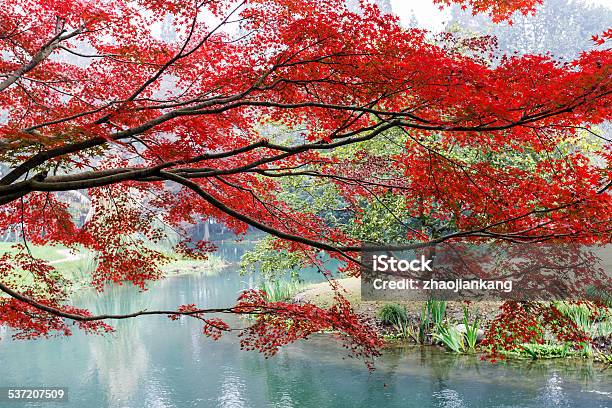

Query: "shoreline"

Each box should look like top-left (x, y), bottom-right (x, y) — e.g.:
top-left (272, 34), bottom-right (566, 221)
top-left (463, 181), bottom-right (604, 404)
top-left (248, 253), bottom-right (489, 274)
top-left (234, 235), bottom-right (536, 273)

top-left (293, 277), bottom-right (612, 363)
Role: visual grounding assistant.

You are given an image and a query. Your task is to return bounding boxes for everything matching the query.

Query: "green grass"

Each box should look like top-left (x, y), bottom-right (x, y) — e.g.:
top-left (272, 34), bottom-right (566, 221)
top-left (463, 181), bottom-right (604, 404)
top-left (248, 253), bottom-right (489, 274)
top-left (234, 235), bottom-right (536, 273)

top-left (0, 242), bottom-right (76, 262)
top-left (0, 242), bottom-right (96, 288)
top-left (0, 242), bottom-right (227, 292)
top-left (260, 280), bottom-right (305, 302)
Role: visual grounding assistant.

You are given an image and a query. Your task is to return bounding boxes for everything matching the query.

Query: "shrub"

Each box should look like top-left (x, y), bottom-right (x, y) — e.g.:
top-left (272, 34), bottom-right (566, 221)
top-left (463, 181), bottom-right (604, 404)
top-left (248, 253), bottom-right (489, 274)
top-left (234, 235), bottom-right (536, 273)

top-left (378, 303), bottom-right (408, 326)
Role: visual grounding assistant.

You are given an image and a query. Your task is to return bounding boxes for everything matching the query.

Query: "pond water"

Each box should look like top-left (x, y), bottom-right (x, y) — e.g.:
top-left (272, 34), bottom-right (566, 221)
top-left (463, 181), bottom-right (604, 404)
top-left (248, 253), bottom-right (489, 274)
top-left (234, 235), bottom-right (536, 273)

top-left (0, 245), bottom-right (610, 407)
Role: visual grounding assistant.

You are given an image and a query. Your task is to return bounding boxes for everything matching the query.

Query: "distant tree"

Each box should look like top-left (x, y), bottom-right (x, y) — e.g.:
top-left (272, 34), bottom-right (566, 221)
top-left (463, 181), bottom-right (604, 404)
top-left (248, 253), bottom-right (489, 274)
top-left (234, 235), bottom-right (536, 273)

top-left (448, 0), bottom-right (612, 58)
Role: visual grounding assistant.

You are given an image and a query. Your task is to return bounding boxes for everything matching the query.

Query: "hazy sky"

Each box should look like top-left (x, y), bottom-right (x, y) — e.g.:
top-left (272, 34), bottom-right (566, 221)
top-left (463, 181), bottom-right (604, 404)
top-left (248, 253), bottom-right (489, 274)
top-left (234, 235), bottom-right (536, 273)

top-left (389, 0), bottom-right (450, 32)
top-left (390, 0), bottom-right (612, 32)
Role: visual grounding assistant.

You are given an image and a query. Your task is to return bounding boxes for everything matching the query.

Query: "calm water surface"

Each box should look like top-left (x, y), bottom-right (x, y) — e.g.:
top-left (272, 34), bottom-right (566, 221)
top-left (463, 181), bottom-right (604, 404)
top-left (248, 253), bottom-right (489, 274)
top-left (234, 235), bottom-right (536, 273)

top-left (0, 245), bottom-right (610, 408)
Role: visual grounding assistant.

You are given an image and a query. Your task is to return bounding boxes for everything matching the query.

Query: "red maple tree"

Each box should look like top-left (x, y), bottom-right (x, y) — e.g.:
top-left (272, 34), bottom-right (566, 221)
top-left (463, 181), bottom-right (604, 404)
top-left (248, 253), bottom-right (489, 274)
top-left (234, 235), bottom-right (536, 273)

top-left (0, 0), bottom-right (610, 367)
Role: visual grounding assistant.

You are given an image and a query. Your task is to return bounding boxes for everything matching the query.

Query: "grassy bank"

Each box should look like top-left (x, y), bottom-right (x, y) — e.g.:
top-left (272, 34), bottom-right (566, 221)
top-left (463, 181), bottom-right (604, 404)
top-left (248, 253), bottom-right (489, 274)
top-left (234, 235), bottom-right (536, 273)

top-left (294, 277), bottom-right (501, 321)
top-left (294, 278), bottom-right (612, 364)
top-left (0, 242), bottom-right (228, 291)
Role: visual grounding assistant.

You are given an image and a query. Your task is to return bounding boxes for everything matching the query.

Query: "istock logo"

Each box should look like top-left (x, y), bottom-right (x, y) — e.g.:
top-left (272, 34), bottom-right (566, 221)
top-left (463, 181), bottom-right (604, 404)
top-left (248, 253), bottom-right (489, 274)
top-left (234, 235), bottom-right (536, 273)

top-left (372, 254), bottom-right (433, 272)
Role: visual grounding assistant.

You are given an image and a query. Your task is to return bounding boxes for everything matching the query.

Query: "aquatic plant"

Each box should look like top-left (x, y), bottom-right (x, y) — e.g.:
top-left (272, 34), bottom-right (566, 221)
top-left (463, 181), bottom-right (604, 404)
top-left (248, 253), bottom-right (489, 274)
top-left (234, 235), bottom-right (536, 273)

top-left (593, 320), bottom-right (612, 338)
top-left (260, 280), bottom-right (305, 302)
top-left (521, 343), bottom-right (571, 359)
top-left (433, 324), bottom-right (465, 353)
top-left (594, 352), bottom-right (612, 364)
top-left (417, 304), bottom-right (431, 344)
top-left (427, 299), bottom-right (447, 327)
top-left (462, 307), bottom-right (480, 352)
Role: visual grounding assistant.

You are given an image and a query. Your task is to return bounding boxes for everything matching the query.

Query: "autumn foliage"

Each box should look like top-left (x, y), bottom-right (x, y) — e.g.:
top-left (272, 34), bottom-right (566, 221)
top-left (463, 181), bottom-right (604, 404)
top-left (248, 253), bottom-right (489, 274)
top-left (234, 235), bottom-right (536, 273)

top-left (480, 301), bottom-right (592, 360)
top-left (0, 0), bottom-right (610, 366)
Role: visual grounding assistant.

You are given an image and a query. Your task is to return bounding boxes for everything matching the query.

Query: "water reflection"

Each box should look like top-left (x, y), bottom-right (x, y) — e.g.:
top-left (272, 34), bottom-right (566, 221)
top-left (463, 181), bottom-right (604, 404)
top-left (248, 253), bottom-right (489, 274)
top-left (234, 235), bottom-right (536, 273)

top-left (89, 333), bottom-right (149, 403)
top-left (217, 367), bottom-right (248, 408)
top-left (0, 247), bottom-right (610, 408)
top-left (432, 388), bottom-right (466, 408)
top-left (86, 286), bottom-right (152, 404)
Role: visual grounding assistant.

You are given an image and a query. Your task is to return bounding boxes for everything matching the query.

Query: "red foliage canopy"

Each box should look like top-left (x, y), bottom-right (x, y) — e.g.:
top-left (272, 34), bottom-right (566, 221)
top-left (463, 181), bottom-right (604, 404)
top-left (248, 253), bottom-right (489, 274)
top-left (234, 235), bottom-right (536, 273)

top-left (0, 0), bottom-right (610, 366)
